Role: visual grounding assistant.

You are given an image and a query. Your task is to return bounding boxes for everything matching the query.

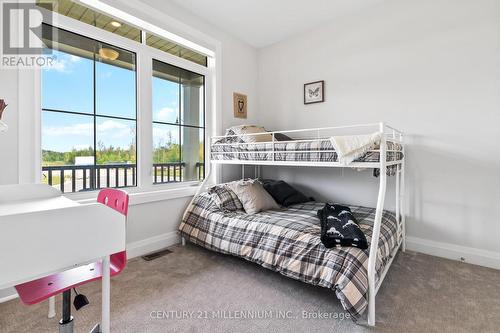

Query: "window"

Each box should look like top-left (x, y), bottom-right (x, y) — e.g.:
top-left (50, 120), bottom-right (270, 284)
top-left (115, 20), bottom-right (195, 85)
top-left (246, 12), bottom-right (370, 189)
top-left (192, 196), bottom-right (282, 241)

top-left (152, 60), bottom-right (205, 184)
top-left (36, 0), bottom-right (213, 193)
top-left (38, 1), bottom-right (208, 66)
top-left (41, 25), bottom-right (137, 193)
top-left (37, 0), bottom-right (141, 42)
top-left (147, 33), bottom-right (208, 67)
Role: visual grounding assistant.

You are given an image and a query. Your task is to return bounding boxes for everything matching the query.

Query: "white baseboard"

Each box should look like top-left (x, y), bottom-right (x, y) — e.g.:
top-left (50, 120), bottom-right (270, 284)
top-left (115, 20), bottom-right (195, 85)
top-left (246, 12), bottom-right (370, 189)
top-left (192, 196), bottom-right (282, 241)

top-left (406, 236), bottom-right (500, 270)
top-left (0, 232), bottom-right (181, 304)
top-left (126, 231), bottom-right (181, 259)
top-left (0, 292), bottom-right (18, 304)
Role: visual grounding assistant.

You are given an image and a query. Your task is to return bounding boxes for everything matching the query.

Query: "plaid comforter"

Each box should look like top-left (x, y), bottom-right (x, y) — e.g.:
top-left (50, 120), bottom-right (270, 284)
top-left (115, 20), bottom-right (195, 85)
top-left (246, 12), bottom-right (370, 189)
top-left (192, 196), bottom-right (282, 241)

top-left (179, 193), bottom-right (399, 319)
top-left (211, 138), bottom-right (403, 163)
top-left (211, 137), bottom-right (403, 176)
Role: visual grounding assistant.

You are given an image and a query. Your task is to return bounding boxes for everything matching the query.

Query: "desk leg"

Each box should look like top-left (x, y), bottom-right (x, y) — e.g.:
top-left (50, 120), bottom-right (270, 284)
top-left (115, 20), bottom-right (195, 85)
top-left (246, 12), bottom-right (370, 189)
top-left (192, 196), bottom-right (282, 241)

top-left (48, 296), bottom-right (56, 318)
top-left (101, 256), bottom-right (110, 333)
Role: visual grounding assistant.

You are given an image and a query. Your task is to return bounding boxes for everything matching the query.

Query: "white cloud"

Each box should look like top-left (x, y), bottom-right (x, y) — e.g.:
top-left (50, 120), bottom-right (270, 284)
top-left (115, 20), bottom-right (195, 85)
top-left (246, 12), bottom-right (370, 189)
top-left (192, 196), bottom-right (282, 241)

top-left (99, 71), bottom-right (113, 79)
top-left (97, 119), bottom-right (135, 139)
top-left (156, 107), bottom-right (177, 122)
top-left (69, 55), bottom-right (81, 63)
top-left (43, 120), bottom-right (134, 140)
top-left (44, 54), bottom-right (82, 73)
top-left (44, 57), bottom-right (68, 73)
top-left (43, 122), bottom-right (93, 137)
top-left (98, 119), bottom-right (128, 131)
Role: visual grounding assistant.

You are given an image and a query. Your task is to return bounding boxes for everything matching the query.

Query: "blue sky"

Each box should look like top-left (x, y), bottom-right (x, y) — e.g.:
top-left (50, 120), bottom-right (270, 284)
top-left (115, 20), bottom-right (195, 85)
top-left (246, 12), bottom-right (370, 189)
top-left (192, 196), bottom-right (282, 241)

top-left (42, 50), bottom-right (181, 153)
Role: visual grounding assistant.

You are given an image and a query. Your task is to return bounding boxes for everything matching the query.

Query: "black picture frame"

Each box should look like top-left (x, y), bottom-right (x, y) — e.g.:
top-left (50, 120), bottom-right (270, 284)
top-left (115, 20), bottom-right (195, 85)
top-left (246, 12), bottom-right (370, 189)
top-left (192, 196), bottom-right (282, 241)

top-left (304, 80), bottom-right (324, 104)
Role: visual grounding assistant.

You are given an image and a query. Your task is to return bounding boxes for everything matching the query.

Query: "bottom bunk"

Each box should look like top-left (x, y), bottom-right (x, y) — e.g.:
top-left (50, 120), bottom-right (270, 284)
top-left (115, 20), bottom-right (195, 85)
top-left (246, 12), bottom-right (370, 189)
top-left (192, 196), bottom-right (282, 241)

top-left (179, 186), bottom-right (400, 321)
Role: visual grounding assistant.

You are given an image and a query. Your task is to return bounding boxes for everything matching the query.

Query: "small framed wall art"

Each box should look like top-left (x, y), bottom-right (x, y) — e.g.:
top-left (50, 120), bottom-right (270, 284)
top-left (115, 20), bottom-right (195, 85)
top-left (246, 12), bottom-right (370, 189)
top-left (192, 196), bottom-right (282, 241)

top-left (233, 92), bottom-right (247, 119)
top-left (304, 80), bottom-right (324, 104)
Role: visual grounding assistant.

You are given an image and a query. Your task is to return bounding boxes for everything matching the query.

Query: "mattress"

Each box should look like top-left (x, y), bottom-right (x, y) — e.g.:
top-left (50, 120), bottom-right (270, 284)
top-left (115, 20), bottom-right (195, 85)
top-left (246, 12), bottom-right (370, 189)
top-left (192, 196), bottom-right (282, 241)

top-left (179, 192), bottom-right (400, 320)
top-left (211, 138), bottom-right (403, 163)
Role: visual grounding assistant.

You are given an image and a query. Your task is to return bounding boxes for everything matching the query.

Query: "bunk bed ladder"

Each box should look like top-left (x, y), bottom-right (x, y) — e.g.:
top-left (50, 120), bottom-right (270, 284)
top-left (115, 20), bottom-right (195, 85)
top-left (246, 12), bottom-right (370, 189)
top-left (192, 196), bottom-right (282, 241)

top-left (401, 141), bottom-right (406, 252)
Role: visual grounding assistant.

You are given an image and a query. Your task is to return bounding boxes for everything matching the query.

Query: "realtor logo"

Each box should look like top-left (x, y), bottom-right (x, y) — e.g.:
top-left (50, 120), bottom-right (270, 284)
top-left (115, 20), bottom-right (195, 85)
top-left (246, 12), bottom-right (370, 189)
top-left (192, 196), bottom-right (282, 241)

top-left (1, 1), bottom-right (55, 68)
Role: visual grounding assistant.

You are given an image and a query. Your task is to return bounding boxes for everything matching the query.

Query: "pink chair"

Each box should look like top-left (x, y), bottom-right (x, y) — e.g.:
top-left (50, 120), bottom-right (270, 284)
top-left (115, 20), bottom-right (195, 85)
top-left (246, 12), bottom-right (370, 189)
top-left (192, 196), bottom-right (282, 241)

top-left (15, 189), bottom-right (129, 329)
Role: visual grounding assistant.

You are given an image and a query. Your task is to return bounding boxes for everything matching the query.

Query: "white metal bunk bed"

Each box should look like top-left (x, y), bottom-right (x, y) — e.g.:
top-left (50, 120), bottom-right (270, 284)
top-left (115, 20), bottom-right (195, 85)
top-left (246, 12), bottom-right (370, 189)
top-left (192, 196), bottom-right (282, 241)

top-left (183, 122), bottom-right (405, 327)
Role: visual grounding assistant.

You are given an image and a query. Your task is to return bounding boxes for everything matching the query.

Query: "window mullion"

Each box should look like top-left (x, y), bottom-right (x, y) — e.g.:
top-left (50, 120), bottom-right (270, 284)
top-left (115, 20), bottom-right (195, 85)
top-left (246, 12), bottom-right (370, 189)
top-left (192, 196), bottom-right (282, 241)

top-left (178, 75), bottom-right (182, 180)
top-left (93, 45), bottom-right (97, 190)
top-left (137, 51), bottom-right (153, 187)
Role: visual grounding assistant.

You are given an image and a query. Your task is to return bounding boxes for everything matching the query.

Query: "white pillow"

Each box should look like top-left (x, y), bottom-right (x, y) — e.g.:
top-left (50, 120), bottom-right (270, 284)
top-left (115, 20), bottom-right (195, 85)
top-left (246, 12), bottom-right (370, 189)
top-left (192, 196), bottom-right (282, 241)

top-left (226, 125), bottom-right (273, 143)
top-left (227, 179), bottom-right (280, 214)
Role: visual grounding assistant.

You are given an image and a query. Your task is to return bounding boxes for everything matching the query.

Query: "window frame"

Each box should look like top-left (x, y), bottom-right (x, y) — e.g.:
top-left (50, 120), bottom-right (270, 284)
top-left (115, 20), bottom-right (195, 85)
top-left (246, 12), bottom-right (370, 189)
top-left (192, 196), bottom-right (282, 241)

top-left (20, 3), bottom-right (218, 203)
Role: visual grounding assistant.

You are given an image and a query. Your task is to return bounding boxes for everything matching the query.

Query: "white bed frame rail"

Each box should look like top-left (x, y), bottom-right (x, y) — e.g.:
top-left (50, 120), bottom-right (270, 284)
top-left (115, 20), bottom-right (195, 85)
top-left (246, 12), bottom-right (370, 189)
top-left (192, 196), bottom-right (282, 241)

top-left (185, 122), bottom-right (405, 327)
top-left (209, 122), bottom-right (403, 170)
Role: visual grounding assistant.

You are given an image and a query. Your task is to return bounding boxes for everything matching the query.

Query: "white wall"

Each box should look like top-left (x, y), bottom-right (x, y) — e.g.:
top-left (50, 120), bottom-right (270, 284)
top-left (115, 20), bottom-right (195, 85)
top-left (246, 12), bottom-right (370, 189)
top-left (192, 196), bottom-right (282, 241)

top-left (0, 69), bottom-right (18, 300)
top-left (0, 70), bottom-right (19, 184)
top-left (257, 0), bottom-right (500, 261)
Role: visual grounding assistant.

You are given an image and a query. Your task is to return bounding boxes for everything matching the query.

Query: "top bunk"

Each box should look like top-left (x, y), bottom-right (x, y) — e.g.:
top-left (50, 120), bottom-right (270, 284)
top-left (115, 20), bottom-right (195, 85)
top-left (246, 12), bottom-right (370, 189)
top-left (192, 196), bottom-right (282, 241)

top-left (210, 122), bottom-right (404, 170)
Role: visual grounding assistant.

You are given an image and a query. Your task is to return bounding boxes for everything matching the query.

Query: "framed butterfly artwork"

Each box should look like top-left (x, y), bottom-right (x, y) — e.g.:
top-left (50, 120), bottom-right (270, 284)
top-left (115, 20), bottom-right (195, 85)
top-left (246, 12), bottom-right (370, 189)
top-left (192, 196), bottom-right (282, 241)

top-left (304, 80), bottom-right (324, 104)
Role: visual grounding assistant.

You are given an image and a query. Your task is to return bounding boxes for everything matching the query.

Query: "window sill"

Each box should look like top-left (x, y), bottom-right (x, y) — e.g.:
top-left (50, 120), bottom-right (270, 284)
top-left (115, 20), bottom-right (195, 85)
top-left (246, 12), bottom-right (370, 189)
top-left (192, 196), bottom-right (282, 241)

top-left (67, 181), bottom-right (201, 206)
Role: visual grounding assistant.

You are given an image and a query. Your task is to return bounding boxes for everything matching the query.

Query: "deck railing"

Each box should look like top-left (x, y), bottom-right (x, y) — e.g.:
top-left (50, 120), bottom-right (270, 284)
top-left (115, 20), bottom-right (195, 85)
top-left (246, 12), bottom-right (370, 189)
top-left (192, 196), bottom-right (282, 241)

top-left (152, 162), bottom-right (185, 184)
top-left (42, 162), bottom-right (204, 193)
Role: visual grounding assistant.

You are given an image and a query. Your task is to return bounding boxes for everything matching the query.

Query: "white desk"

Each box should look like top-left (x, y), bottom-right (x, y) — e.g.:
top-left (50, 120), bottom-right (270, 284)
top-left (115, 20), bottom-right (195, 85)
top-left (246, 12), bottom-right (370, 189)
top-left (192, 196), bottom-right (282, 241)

top-left (0, 184), bottom-right (126, 332)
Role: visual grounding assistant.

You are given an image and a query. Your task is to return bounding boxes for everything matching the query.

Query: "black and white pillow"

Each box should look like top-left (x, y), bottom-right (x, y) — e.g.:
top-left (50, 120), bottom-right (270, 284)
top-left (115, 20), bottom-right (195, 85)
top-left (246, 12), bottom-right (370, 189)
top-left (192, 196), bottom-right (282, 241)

top-left (317, 203), bottom-right (368, 249)
top-left (208, 183), bottom-right (244, 212)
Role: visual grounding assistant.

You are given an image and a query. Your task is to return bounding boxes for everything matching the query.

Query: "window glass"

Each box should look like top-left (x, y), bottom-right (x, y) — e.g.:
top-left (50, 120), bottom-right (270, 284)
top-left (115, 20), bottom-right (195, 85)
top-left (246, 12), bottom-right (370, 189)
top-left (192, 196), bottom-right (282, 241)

top-left (38, 0), bottom-right (210, 70)
top-left (180, 73), bottom-right (204, 127)
top-left (152, 59), bottom-right (205, 184)
top-left (152, 60), bottom-right (204, 127)
top-left (96, 43), bottom-right (136, 119)
top-left (41, 111), bottom-right (95, 192)
top-left (181, 127), bottom-right (204, 182)
top-left (37, 0), bottom-right (141, 42)
top-left (42, 111), bottom-right (94, 165)
top-left (153, 123), bottom-right (182, 184)
top-left (152, 75), bottom-right (180, 124)
top-left (41, 25), bottom-right (137, 192)
top-left (147, 33), bottom-right (207, 67)
top-left (42, 49), bottom-right (93, 113)
top-left (96, 117), bottom-right (136, 164)
top-left (153, 123), bottom-right (180, 163)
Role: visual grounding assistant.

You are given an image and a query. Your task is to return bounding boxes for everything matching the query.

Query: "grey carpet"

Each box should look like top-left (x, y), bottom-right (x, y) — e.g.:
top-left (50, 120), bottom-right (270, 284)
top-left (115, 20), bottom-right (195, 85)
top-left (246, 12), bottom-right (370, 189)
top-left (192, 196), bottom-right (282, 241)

top-left (1, 244), bottom-right (499, 333)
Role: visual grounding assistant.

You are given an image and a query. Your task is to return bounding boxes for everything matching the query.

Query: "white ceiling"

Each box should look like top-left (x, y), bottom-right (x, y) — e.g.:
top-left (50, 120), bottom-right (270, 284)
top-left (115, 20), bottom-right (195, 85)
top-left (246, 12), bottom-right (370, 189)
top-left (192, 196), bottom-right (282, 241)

top-left (168, 0), bottom-right (384, 48)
